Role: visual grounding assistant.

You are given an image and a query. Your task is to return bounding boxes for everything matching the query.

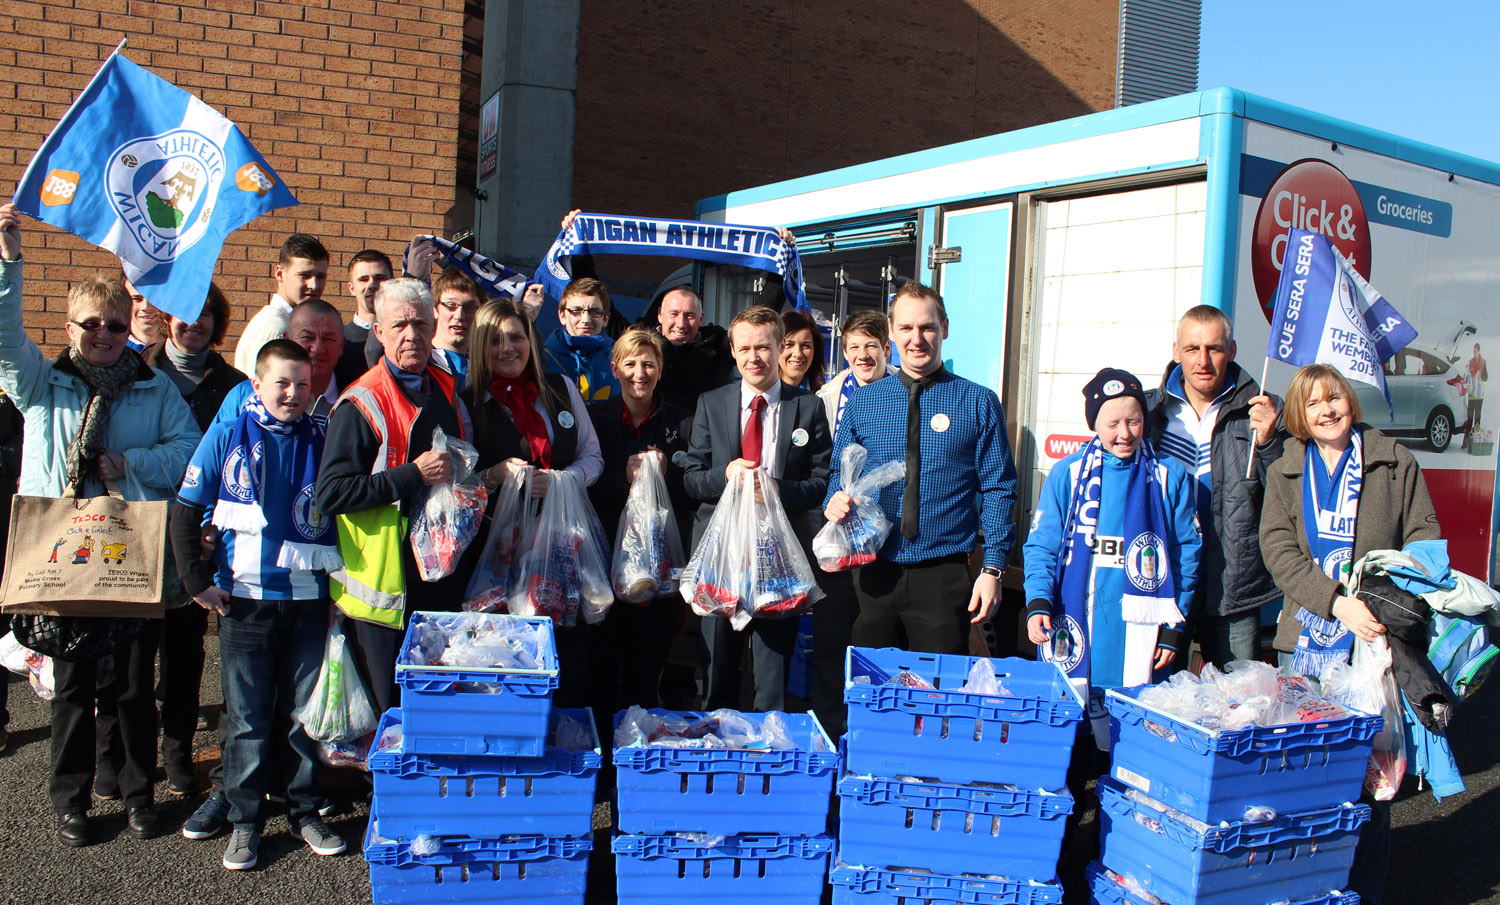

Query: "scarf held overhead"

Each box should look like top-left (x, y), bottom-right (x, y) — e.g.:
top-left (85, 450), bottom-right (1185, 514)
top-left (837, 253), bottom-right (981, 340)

top-left (538, 213), bottom-right (809, 311)
top-left (409, 234), bottom-right (530, 301)
top-left (1039, 438), bottom-right (1182, 689)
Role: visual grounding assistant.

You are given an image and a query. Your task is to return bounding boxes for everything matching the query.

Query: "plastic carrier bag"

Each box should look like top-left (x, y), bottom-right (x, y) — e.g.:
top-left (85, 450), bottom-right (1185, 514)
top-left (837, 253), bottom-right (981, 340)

top-left (612, 453), bottom-right (687, 604)
top-left (812, 444), bottom-right (905, 572)
top-left (679, 468), bottom-right (824, 630)
top-left (1320, 635), bottom-right (1407, 800)
top-left (463, 467), bottom-right (533, 613)
top-left (509, 470), bottom-right (614, 627)
top-left (297, 621), bottom-right (378, 743)
top-left (409, 428), bottom-right (488, 581)
top-left (0, 631), bottom-right (55, 701)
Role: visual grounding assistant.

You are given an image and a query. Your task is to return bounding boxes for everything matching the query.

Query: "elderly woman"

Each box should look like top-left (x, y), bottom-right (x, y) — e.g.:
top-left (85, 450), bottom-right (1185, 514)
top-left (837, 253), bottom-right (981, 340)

top-left (0, 203), bottom-right (200, 846)
top-left (1260, 362), bottom-right (1441, 905)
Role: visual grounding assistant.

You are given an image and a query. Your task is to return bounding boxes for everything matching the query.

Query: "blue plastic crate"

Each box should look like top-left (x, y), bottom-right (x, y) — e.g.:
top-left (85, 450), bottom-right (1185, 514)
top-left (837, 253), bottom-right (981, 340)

top-left (613, 709), bottom-right (838, 835)
top-left (830, 864), bottom-right (1063, 905)
top-left (364, 822), bottom-right (590, 905)
top-left (395, 612), bottom-right (559, 757)
top-left (368, 707), bottom-right (600, 839)
top-left (1096, 778), bottom-right (1369, 905)
top-left (844, 648), bottom-right (1084, 787)
top-left (1106, 685), bottom-right (1381, 824)
top-left (613, 833), bottom-right (833, 904)
top-left (837, 770), bottom-right (1071, 879)
top-left (1086, 861), bottom-right (1360, 905)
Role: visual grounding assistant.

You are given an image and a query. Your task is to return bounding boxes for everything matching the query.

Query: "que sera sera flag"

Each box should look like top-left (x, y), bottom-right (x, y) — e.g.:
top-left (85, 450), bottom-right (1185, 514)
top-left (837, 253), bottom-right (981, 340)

top-left (13, 51), bottom-right (296, 323)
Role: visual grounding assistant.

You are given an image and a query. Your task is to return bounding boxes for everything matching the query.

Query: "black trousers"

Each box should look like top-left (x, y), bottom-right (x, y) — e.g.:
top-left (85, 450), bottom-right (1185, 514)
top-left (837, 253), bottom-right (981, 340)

top-left (850, 556), bottom-right (973, 655)
top-left (50, 622), bottom-right (161, 815)
top-left (590, 595), bottom-right (678, 716)
top-left (158, 604), bottom-right (208, 782)
top-left (811, 570), bottom-right (858, 737)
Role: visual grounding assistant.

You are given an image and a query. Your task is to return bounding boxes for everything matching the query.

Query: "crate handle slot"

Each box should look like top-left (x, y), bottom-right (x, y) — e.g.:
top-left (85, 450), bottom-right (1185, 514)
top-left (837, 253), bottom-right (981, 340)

top-left (912, 715), bottom-right (923, 737)
top-left (516, 861), bottom-right (525, 880)
top-left (737, 774), bottom-right (746, 794)
top-left (703, 859), bottom-right (712, 878)
top-left (465, 776), bottom-right (475, 797)
top-left (1000, 721), bottom-right (1009, 744)
top-left (706, 774), bottom-right (715, 793)
top-left (1257, 755), bottom-right (1269, 776)
top-left (991, 815), bottom-right (1002, 836)
top-left (524, 777), bottom-right (533, 797)
top-left (904, 808), bottom-right (915, 829)
top-left (733, 858), bottom-right (742, 877)
top-left (973, 719), bottom-right (983, 741)
top-left (680, 775), bottom-right (690, 794)
top-left (461, 863), bottom-right (471, 882)
top-left (931, 810), bottom-right (941, 831)
top-left (433, 866), bottom-right (444, 884)
top-left (498, 776), bottom-right (507, 798)
top-left (963, 812), bottom-right (974, 834)
top-left (940, 716), bottom-right (951, 739)
top-left (438, 776), bottom-right (449, 798)
top-left (490, 862), bottom-right (501, 880)
top-left (758, 858), bottom-right (768, 878)
top-left (762, 775), bottom-right (772, 795)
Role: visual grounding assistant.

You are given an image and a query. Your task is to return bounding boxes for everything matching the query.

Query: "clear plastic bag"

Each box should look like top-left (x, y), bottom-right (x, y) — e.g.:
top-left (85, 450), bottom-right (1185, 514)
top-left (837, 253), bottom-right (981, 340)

top-left (1321, 636), bottom-right (1407, 800)
top-left (297, 622), bottom-right (378, 743)
top-left (0, 631), bottom-right (54, 701)
top-left (410, 428), bottom-right (488, 581)
top-left (463, 467), bottom-right (533, 612)
top-left (509, 470), bottom-right (614, 627)
top-left (812, 444), bottom-right (905, 572)
top-left (679, 468), bottom-right (824, 630)
top-left (612, 453), bottom-right (687, 604)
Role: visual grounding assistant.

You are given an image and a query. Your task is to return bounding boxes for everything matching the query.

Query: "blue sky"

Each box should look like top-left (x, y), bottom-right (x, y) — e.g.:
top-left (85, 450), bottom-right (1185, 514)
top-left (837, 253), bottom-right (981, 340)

top-left (1200, 2), bottom-right (1499, 163)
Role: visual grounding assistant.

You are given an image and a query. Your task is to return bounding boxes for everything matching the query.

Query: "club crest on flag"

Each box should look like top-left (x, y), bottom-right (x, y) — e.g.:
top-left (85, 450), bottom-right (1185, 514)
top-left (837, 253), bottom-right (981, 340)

top-left (106, 129), bottom-right (228, 261)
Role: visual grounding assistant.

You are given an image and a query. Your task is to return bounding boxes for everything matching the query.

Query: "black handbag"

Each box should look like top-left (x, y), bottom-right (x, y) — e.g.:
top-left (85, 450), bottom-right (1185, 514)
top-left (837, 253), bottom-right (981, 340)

top-left (10, 613), bottom-right (145, 662)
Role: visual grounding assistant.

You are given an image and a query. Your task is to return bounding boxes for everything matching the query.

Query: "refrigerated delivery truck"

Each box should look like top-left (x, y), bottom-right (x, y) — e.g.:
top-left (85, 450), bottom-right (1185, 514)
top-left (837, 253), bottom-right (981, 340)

top-left (694, 86), bottom-right (1500, 581)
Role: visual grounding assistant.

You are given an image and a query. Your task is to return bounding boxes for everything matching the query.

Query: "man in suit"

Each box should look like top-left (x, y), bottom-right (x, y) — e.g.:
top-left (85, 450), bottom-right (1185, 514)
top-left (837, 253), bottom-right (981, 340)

top-left (683, 305), bottom-right (831, 712)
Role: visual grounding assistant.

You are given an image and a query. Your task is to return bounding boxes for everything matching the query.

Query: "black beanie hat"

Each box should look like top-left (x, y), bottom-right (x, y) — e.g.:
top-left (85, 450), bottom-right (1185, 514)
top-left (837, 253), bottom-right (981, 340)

top-left (1083, 367), bottom-right (1147, 430)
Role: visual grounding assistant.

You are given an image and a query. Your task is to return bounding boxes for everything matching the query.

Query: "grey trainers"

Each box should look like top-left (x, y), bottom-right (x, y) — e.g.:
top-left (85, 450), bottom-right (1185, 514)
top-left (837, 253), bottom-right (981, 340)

top-left (222, 824), bottom-right (260, 871)
top-left (182, 794), bottom-right (229, 840)
top-left (297, 819), bottom-right (346, 856)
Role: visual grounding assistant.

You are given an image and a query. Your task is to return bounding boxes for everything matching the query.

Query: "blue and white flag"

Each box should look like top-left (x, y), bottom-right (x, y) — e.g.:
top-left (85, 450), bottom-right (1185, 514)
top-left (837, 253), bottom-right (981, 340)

top-left (13, 51), bottom-right (296, 324)
top-left (538, 213), bottom-right (809, 311)
top-left (1265, 227), bottom-right (1418, 414)
top-left (407, 234), bottom-right (530, 299)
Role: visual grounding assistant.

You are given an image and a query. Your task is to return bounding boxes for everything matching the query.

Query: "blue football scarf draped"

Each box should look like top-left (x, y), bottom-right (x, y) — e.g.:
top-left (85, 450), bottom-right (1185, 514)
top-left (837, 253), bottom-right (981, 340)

top-left (1292, 430), bottom-right (1363, 675)
top-left (212, 395), bottom-right (341, 572)
top-left (408, 234), bottom-right (530, 300)
top-left (538, 213), bottom-right (809, 311)
top-left (1040, 438), bottom-right (1182, 689)
top-left (431, 348), bottom-right (469, 393)
top-left (834, 371), bottom-right (859, 431)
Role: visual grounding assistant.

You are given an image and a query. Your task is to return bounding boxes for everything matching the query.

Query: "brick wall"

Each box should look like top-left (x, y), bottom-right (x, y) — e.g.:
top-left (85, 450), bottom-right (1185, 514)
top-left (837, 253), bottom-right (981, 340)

top-left (1, 0), bottom-right (468, 354)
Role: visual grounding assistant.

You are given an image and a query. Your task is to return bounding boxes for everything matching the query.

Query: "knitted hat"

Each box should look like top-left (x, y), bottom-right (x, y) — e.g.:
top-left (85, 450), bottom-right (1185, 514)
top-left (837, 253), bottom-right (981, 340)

top-left (1083, 367), bottom-right (1147, 430)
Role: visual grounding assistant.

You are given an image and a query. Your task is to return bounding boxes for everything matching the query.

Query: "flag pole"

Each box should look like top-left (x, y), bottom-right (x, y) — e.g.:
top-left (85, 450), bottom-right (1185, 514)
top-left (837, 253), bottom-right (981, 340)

top-left (1246, 357), bottom-right (1270, 480)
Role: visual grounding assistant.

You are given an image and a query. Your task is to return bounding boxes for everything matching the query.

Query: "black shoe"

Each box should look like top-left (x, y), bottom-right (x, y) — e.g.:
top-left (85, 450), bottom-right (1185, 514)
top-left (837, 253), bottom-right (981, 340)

top-left (58, 813), bottom-right (91, 847)
top-left (126, 806), bottom-right (163, 840)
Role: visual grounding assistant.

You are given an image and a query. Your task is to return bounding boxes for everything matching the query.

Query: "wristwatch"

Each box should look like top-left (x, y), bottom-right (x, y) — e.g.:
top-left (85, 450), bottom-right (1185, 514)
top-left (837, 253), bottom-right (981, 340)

top-left (980, 566), bottom-right (1002, 578)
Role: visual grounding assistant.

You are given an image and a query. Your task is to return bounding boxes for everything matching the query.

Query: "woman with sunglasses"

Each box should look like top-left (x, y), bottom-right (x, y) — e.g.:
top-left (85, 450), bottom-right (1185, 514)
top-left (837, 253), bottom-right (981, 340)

top-left (0, 203), bottom-right (201, 847)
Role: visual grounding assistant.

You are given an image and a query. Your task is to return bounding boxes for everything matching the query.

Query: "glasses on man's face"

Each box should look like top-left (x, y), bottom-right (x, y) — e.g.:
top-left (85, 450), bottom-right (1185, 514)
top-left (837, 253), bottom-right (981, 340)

top-left (438, 302), bottom-right (481, 314)
top-left (563, 306), bottom-right (606, 320)
top-left (71, 319), bottom-right (130, 335)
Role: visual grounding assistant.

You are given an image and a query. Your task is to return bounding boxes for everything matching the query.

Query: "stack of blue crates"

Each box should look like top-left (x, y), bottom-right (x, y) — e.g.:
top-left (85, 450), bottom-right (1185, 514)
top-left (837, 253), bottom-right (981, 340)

top-left (788, 612), bottom-right (815, 699)
top-left (832, 647), bottom-right (1085, 905)
top-left (611, 708), bottom-right (839, 904)
top-left (1091, 683), bottom-right (1382, 905)
top-left (364, 612), bottom-right (600, 905)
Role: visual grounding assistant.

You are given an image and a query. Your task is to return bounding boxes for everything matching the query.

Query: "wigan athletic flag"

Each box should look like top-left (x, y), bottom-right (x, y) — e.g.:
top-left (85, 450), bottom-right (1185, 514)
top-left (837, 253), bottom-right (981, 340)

top-left (1265, 227), bottom-right (1418, 414)
top-left (13, 48), bottom-right (296, 323)
top-left (539, 213), bottom-right (810, 311)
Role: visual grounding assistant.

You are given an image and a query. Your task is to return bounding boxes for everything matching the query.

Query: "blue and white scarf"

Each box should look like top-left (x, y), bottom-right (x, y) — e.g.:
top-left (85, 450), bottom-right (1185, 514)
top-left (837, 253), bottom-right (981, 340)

top-left (407, 234), bottom-right (530, 300)
top-left (1292, 430), bottom-right (1363, 675)
top-left (212, 395), bottom-right (341, 572)
top-left (1040, 438), bottom-right (1182, 689)
top-left (538, 212), bottom-right (809, 311)
top-left (833, 371), bottom-right (859, 432)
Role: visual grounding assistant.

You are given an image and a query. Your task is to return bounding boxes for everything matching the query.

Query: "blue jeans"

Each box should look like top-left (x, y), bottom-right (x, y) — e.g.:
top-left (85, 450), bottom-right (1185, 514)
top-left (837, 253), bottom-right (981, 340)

top-left (219, 596), bottom-right (328, 827)
top-left (1197, 608), bottom-right (1263, 668)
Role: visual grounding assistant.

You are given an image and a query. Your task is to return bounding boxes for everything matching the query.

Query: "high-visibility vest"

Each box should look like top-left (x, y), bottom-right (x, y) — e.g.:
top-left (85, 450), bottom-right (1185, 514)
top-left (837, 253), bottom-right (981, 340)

top-left (327, 363), bottom-right (463, 628)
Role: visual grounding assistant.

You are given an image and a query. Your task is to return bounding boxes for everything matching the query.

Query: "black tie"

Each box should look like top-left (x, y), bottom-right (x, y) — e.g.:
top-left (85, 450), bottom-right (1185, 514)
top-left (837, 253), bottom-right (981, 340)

top-left (901, 377), bottom-right (923, 539)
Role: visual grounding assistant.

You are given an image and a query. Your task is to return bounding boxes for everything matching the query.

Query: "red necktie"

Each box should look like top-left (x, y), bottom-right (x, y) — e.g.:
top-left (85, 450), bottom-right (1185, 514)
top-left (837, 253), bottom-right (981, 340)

top-left (741, 395), bottom-right (766, 465)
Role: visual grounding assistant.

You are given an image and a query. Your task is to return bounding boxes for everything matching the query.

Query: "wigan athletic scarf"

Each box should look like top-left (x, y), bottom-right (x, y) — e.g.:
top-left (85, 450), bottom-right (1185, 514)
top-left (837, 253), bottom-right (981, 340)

top-left (538, 213), bottom-right (809, 311)
top-left (834, 371), bottom-right (859, 432)
top-left (408, 234), bottom-right (530, 300)
top-left (1042, 438), bottom-right (1182, 689)
top-left (1292, 430), bottom-right (1363, 675)
top-left (212, 395), bottom-right (341, 572)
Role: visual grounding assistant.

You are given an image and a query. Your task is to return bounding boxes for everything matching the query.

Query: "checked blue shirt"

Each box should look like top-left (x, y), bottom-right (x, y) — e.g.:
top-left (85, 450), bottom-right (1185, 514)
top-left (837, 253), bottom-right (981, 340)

top-left (826, 368), bottom-right (1018, 568)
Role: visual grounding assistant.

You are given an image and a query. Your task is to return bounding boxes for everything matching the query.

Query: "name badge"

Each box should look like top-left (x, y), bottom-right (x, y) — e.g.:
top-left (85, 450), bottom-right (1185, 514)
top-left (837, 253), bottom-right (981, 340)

top-left (791, 428), bottom-right (809, 447)
top-left (558, 411), bottom-right (575, 429)
top-left (930, 413), bottom-right (950, 433)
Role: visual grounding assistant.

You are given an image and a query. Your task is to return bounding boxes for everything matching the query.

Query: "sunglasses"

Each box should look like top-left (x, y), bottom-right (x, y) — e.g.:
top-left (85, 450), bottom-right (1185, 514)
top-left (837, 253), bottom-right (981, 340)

top-left (71, 320), bottom-right (130, 335)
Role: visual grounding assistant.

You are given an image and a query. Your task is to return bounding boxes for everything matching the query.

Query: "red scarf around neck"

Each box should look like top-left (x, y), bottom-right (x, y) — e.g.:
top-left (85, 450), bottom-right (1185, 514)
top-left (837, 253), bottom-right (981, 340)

top-left (490, 374), bottom-right (552, 468)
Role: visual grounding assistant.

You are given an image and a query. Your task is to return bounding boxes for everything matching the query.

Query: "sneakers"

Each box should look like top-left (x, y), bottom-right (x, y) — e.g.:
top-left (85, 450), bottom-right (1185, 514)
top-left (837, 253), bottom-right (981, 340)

top-left (297, 819), bottom-right (346, 856)
top-left (222, 824), bottom-right (260, 871)
top-left (182, 794), bottom-right (229, 840)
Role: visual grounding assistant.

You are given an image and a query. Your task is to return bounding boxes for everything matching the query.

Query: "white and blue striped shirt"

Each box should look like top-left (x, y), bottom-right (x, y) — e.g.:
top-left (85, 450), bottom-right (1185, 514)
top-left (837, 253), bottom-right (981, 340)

top-left (1156, 366), bottom-right (1235, 527)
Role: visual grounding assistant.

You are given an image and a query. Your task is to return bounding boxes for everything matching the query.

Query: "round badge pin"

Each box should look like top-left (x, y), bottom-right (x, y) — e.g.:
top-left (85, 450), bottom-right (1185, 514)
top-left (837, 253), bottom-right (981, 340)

top-left (1103, 379), bottom-right (1125, 396)
top-left (671, 451), bottom-right (688, 467)
top-left (791, 428), bottom-right (809, 447)
top-left (558, 411), bottom-right (575, 428)
top-left (931, 413), bottom-right (950, 433)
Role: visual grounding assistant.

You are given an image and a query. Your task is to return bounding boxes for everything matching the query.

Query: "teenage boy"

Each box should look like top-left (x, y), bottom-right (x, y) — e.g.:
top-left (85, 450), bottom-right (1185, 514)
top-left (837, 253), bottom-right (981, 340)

top-left (171, 340), bottom-right (346, 870)
top-left (235, 234), bottom-right (330, 375)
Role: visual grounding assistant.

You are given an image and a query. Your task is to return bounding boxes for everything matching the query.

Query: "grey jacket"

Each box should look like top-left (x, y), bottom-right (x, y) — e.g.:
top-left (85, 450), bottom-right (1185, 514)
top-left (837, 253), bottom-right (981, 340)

top-left (1260, 428), bottom-right (1442, 652)
top-left (1144, 362), bottom-right (1284, 617)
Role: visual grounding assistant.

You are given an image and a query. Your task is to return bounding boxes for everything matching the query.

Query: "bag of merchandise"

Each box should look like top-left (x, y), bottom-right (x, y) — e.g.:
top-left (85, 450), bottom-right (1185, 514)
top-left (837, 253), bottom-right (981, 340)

top-left (509, 470), bottom-right (614, 627)
top-left (297, 621), bottom-right (378, 743)
top-left (612, 453), bottom-right (686, 604)
top-left (409, 428), bottom-right (488, 581)
top-left (1320, 636), bottom-right (1407, 801)
top-left (812, 443), bottom-right (905, 571)
top-left (463, 467), bottom-right (533, 613)
top-left (0, 630), bottom-right (54, 701)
